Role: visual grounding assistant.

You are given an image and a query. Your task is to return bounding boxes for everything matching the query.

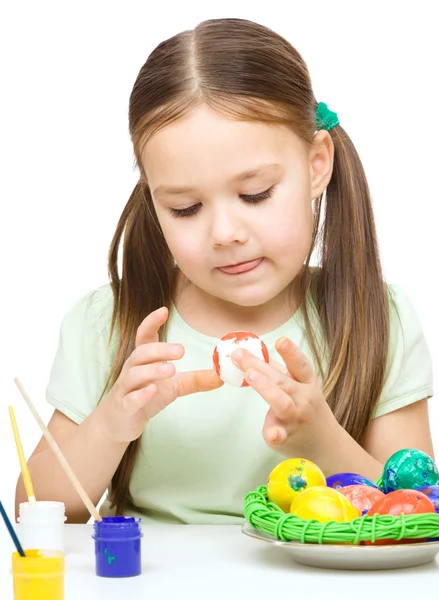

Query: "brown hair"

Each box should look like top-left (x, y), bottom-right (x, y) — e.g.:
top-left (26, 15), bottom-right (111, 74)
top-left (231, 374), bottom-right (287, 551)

top-left (103, 18), bottom-right (389, 515)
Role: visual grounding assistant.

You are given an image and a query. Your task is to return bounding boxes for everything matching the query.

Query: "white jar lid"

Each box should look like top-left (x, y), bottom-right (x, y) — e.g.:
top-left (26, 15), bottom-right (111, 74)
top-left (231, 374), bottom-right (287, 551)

top-left (18, 501), bottom-right (66, 523)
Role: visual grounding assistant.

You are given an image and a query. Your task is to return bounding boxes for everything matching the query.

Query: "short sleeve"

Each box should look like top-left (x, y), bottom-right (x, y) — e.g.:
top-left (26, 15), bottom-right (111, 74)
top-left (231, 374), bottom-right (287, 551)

top-left (373, 284), bottom-right (434, 418)
top-left (46, 285), bottom-right (116, 424)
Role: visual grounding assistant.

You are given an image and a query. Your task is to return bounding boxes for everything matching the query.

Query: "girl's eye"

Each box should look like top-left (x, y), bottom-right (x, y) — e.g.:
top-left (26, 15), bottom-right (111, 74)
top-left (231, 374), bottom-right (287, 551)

top-left (169, 186), bottom-right (274, 218)
top-left (240, 186), bottom-right (275, 203)
top-left (170, 203), bottom-right (201, 218)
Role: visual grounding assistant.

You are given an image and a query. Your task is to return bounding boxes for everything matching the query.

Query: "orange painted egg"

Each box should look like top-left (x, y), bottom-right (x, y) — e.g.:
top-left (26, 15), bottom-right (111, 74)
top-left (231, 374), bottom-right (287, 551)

top-left (365, 489), bottom-right (435, 545)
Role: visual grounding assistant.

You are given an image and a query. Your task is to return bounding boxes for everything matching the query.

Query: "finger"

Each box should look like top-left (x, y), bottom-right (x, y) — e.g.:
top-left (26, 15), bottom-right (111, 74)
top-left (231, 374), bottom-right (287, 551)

top-left (275, 337), bottom-right (315, 384)
top-left (175, 369), bottom-right (224, 397)
top-left (122, 384), bottom-right (157, 415)
top-left (124, 362), bottom-right (176, 393)
top-left (232, 348), bottom-right (298, 397)
top-left (232, 348), bottom-right (284, 374)
top-left (244, 369), bottom-right (296, 421)
top-left (262, 409), bottom-right (289, 446)
top-left (231, 348), bottom-right (288, 373)
top-left (135, 307), bottom-right (169, 348)
top-left (264, 424), bottom-right (288, 446)
top-left (130, 342), bottom-right (184, 367)
top-left (269, 356), bottom-right (288, 374)
top-left (122, 382), bottom-right (181, 421)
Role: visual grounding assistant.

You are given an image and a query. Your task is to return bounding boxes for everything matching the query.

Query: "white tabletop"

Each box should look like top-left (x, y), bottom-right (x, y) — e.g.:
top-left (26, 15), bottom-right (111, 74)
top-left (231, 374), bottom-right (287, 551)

top-left (1, 524), bottom-right (439, 599)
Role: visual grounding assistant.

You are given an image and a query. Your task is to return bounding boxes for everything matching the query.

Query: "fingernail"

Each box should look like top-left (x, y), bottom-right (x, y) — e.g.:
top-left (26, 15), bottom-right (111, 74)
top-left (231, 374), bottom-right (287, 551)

top-left (269, 428), bottom-right (279, 442)
top-left (245, 370), bottom-right (257, 383)
top-left (278, 337), bottom-right (290, 352)
top-left (232, 349), bottom-right (243, 362)
top-left (169, 344), bottom-right (182, 358)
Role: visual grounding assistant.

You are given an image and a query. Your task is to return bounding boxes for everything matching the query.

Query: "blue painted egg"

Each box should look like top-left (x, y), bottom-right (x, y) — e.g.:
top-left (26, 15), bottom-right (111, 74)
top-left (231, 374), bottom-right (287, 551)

top-left (416, 485), bottom-right (439, 513)
top-left (326, 472), bottom-right (380, 490)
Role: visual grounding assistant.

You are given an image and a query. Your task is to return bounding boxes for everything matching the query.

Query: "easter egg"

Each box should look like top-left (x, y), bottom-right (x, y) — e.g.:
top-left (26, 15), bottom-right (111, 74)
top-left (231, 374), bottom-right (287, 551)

top-left (417, 486), bottom-right (439, 540)
top-left (365, 489), bottom-right (436, 545)
top-left (267, 458), bottom-right (326, 512)
top-left (290, 486), bottom-right (360, 523)
top-left (382, 448), bottom-right (439, 493)
top-left (212, 331), bottom-right (269, 387)
top-left (416, 485), bottom-right (439, 513)
top-left (326, 472), bottom-right (381, 490)
top-left (338, 485), bottom-right (385, 514)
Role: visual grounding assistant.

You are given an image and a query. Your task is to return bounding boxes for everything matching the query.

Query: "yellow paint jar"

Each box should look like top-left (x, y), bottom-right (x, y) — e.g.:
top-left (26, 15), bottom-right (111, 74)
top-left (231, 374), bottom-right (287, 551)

top-left (12, 549), bottom-right (64, 600)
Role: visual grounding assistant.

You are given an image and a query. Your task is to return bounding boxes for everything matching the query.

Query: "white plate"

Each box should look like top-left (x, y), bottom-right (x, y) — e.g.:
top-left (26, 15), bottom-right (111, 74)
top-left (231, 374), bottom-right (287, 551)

top-left (242, 522), bottom-right (439, 570)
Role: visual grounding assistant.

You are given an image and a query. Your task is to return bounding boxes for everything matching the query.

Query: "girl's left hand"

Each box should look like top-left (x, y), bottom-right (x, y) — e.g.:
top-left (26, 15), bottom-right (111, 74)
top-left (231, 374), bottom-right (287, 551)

top-left (231, 336), bottom-right (339, 459)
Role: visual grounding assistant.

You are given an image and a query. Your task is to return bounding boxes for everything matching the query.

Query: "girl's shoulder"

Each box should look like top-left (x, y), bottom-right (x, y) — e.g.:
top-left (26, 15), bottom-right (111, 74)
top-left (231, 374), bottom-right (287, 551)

top-left (64, 283), bottom-right (114, 321)
top-left (374, 282), bottom-right (433, 418)
top-left (46, 284), bottom-right (116, 423)
top-left (387, 282), bottom-right (419, 318)
top-left (386, 282), bottom-right (429, 350)
top-left (60, 284), bottom-right (116, 345)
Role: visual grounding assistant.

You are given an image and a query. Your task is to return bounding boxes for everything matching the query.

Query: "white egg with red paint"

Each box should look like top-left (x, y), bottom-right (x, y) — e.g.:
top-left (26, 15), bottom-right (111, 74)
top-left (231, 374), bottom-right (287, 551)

top-left (212, 331), bottom-right (269, 387)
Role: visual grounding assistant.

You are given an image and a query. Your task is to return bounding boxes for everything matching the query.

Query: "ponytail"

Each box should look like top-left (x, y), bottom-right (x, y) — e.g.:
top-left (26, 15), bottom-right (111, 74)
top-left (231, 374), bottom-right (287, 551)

top-left (102, 182), bottom-right (175, 515)
top-left (302, 126), bottom-right (390, 443)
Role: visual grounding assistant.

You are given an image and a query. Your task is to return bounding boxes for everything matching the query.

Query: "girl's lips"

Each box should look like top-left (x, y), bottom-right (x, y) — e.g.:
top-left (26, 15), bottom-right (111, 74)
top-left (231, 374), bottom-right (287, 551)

top-left (218, 258), bottom-right (263, 275)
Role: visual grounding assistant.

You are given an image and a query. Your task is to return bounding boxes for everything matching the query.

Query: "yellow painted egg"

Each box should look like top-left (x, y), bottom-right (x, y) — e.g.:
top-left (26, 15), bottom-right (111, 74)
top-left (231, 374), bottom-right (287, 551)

top-left (290, 486), bottom-right (361, 522)
top-left (267, 458), bottom-right (326, 512)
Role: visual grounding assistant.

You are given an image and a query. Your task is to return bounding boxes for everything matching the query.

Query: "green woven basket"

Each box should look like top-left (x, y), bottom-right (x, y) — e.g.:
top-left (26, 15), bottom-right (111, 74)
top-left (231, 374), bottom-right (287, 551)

top-left (244, 486), bottom-right (439, 545)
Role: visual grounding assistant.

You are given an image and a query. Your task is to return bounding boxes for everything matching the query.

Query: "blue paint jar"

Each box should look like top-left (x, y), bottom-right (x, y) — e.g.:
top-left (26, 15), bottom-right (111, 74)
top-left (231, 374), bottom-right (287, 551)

top-left (92, 516), bottom-right (143, 577)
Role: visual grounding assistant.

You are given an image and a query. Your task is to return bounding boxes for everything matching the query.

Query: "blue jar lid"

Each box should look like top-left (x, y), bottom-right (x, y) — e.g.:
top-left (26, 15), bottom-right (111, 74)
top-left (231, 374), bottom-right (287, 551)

top-left (93, 516), bottom-right (142, 540)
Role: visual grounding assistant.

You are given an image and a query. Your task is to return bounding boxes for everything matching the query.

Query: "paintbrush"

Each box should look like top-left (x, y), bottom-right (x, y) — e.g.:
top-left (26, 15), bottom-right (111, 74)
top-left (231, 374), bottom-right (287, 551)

top-left (8, 406), bottom-right (37, 507)
top-left (14, 378), bottom-right (102, 522)
top-left (0, 500), bottom-right (26, 556)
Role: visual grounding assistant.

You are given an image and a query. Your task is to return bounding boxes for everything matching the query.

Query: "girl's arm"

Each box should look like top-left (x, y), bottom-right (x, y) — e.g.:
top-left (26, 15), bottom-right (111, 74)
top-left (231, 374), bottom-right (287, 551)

top-left (15, 407), bottom-right (129, 523)
top-left (16, 307), bottom-right (223, 523)
top-left (362, 398), bottom-right (434, 463)
top-left (317, 398), bottom-right (434, 480)
top-left (231, 339), bottom-right (435, 479)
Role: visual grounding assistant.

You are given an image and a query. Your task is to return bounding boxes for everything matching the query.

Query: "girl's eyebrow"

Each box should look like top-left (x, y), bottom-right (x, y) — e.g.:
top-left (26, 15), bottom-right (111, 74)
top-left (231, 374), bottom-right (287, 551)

top-left (153, 163), bottom-right (282, 198)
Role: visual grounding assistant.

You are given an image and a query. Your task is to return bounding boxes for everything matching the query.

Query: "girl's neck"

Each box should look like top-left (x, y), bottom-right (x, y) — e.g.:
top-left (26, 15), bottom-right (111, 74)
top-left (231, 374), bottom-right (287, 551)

top-left (173, 273), bottom-right (300, 338)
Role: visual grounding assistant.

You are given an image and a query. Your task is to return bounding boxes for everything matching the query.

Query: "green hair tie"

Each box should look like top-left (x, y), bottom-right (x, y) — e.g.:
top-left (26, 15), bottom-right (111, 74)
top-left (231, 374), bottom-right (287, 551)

top-left (316, 102), bottom-right (340, 131)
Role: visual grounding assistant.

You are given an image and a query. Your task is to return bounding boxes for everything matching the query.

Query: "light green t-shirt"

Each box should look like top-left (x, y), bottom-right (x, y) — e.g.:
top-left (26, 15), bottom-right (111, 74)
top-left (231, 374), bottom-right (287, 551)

top-left (46, 284), bottom-right (434, 524)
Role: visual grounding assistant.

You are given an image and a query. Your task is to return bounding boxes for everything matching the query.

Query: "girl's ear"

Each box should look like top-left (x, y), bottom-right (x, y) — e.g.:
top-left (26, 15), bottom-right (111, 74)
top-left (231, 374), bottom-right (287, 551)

top-left (309, 130), bottom-right (334, 198)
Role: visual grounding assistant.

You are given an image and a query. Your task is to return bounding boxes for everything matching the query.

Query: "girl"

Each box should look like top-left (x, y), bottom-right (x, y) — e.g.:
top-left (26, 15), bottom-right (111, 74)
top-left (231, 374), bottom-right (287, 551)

top-left (16, 18), bottom-right (434, 524)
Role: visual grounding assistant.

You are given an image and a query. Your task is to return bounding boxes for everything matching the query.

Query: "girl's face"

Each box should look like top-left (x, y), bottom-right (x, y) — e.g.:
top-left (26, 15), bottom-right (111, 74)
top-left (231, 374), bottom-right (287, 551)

top-left (142, 104), bottom-right (332, 309)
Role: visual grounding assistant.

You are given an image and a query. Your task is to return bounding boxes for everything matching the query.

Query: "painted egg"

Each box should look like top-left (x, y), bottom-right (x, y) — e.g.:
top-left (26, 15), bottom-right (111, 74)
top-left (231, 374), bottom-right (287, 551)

top-left (415, 485), bottom-right (439, 513)
top-left (212, 331), bottom-right (269, 387)
top-left (417, 486), bottom-right (439, 541)
top-left (365, 489), bottom-right (436, 545)
top-left (290, 486), bottom-right (360, 523)
top-left (326, 472), bottom-right (381, 490)
top-left (267, 458), bottom-right (326, 513)
top-left (337, 485), bottom-right (385, 514)
top-left (382, 448), bottom-right (439, 493)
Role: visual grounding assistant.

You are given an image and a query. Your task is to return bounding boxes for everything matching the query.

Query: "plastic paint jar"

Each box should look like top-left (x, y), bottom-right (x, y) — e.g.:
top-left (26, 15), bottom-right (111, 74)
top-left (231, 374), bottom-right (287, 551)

top-left (18, 502), bottom-right (66, 552)
top-left (92, 516), bottom-right (143, 577)
top-left (12, 549), bottom-right (64, 600)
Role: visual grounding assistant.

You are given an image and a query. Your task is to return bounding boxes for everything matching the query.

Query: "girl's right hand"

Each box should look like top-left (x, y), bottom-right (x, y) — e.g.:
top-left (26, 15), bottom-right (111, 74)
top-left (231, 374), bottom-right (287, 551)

top-left (97, 307), bottom-right (223, 444)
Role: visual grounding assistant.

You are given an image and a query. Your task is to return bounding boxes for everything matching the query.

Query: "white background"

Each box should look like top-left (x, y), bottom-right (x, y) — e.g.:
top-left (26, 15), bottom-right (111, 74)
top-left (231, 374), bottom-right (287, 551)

top-left (0, 0), bottom-right (437, 536)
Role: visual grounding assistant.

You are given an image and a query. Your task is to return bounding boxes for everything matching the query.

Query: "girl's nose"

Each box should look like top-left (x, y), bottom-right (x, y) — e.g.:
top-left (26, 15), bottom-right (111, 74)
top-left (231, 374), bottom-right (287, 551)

top-left (210, 208), bottom-right (249, 247)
